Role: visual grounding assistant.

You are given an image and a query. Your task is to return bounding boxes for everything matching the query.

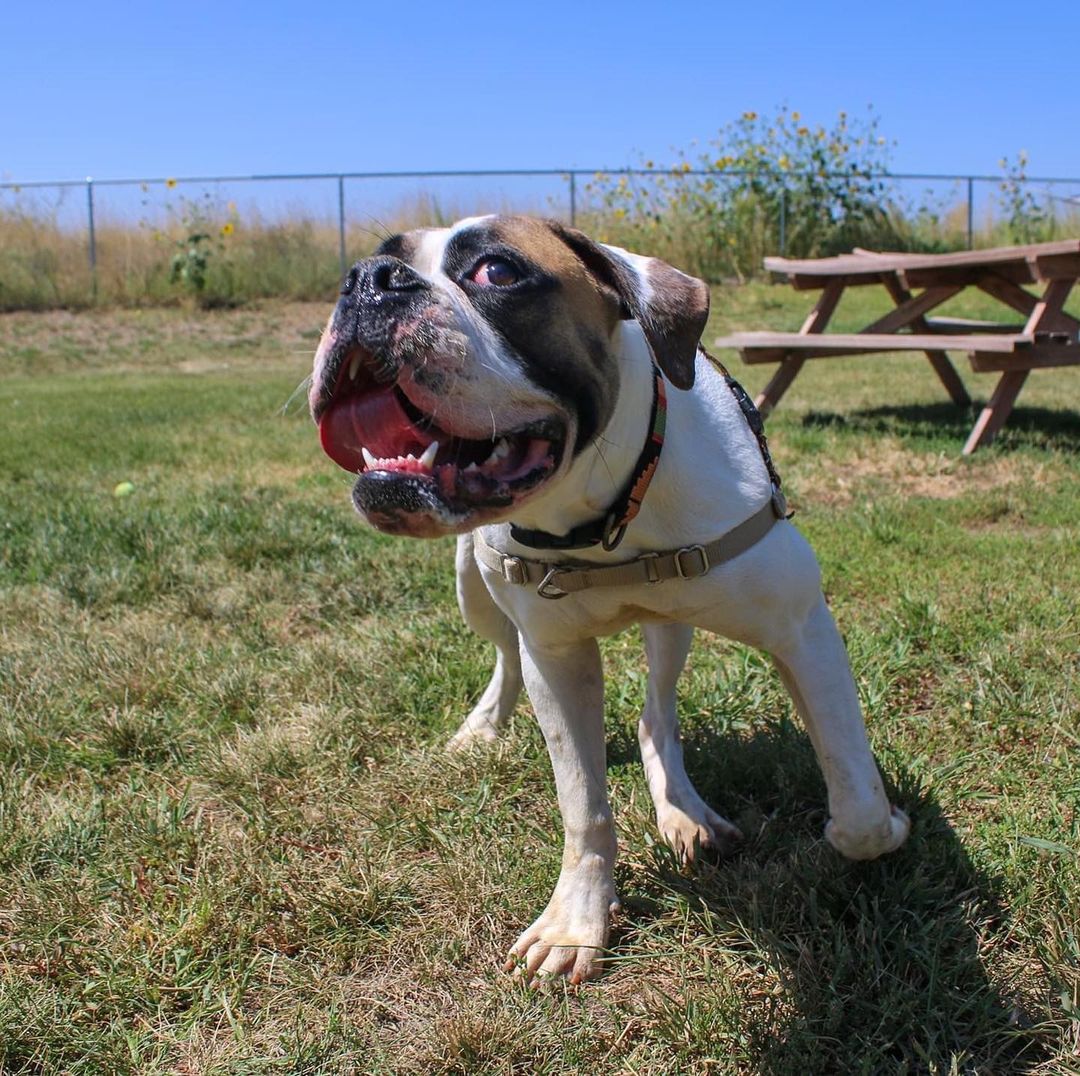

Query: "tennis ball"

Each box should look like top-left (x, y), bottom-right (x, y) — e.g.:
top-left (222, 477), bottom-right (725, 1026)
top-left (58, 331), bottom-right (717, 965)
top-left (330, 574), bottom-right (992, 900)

top-left (113, 481), bottom-right (135, 498)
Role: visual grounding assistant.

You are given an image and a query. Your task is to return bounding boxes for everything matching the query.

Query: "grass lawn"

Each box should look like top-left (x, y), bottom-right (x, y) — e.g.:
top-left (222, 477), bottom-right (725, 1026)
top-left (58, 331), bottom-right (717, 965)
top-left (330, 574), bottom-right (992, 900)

top-left (1, 286), bottom-right (1078, 1073)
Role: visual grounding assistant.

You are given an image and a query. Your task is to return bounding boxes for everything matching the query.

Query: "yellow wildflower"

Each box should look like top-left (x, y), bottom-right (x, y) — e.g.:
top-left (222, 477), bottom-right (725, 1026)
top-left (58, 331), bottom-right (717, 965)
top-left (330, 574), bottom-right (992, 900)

top-left (797, 126), bottom-right (809, 137)
top-left (742, 110), bottom-right (757, 121)
top-left (165, 178), bottom-right (177, 189)
top-left (791, 110), bottom-right (801, 122)
top-left (221, 221), bottom-right (235, 237)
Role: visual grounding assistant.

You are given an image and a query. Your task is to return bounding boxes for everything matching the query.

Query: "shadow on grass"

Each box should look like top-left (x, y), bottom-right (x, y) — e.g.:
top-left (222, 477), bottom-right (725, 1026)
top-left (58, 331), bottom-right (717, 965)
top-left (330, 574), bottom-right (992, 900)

top-left (802, 401), bottom-right (1080, 452)
top-left (607, 719), bottom-right (1051, 1073)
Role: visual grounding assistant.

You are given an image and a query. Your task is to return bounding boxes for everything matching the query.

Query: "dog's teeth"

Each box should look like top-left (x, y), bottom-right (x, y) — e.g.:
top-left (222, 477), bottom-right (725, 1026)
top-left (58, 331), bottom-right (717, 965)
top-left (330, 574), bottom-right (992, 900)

top-left (406, 453), bottom-right (416, 462)
top-left (464, 462), bottom-right (480, 473)
top-left (348, 354), bottom-right (361, 381)
top-left (361, 447), bottom-right (377, 469)
top-left (418, 441), bottom-right (439, 469)
top-left (482, 438), bottom-right (511, 468)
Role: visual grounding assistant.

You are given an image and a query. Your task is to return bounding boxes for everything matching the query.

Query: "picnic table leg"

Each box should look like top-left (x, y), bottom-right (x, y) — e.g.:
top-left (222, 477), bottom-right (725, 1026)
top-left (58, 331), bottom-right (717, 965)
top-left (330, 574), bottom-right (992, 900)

top-left (754, 279), bottom-right (843, 415)
top-left (924, 351), bottom-right (973, 406)
top-left (880, 277), bottom-right (971, 406)
top-left (962, 370), bottom-right (1029, 455)
top-left (755, 356), bottom-right (806, 416)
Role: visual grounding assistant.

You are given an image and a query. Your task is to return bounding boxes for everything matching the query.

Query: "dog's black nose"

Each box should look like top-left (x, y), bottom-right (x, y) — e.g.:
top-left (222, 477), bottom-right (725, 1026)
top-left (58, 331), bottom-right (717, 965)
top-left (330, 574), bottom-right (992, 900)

top-left (341, 256), bottom-right (427, 299)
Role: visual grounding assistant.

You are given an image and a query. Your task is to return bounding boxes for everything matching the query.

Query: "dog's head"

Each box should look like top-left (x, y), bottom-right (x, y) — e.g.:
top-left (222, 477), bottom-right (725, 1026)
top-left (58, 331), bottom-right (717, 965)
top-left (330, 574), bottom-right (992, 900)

top-left (309, 215), bottom-right (708, 537)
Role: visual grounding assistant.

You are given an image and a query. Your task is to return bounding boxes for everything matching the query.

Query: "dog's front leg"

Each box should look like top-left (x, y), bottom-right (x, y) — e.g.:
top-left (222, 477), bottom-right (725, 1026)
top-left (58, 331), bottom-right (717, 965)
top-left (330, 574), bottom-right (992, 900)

top-left (640, 623), bottom-right (742, 860)
top-left (447, 534), bottom-right (523, 750)
top-left (506, 635), bottom-right (619, 984)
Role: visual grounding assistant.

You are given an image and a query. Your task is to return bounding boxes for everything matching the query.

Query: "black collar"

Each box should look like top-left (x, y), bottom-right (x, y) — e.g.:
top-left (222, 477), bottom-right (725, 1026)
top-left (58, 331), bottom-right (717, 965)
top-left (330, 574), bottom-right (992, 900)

top-left (509, 365), bottom-right (667, 552)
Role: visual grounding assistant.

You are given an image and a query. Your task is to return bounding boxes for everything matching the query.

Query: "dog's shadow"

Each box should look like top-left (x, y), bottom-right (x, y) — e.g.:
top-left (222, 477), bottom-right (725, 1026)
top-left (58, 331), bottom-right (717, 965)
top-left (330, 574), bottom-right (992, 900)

top-left (606, 718), bottom-right (1048, 1072)
top-left (802, 400), bottom-right (1080, 451)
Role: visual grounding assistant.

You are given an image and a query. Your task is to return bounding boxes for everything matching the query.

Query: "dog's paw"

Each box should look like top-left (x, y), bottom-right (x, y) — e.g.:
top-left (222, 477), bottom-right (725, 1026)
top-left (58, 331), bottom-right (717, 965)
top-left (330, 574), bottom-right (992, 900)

top-left (505, 879), bottom-right (619, 985)
top-left (656, 802), bottom-right (742, 862)
top-left (445, 717), bottom-right (500, 752)
top-left (826, 804), bottom-right (910, 860)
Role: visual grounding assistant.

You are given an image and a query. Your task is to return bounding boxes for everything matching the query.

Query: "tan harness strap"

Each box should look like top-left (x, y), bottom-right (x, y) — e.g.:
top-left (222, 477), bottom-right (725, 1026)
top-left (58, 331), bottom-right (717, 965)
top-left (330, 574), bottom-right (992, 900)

top-left (474, 488), bottom-right (789, 600)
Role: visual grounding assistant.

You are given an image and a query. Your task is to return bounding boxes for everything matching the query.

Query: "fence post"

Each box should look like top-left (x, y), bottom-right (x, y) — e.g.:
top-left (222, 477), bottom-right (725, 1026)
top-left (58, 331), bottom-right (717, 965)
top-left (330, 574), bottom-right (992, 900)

top-left (779, 186), bottom-right (787, 256)
top-left (86, 177), bottom-right (97, 298)
top-left (569, 172), bottom-right (577, 227)
top-left (966, 176), bottom-right (974, 249)
top-left (337, 175), bottom-right (347, 277)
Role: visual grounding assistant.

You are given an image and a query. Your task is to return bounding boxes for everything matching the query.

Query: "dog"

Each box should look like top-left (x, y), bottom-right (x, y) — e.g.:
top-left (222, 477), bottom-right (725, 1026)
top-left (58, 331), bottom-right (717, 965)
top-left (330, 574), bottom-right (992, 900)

top-left (309, 215), bottom-right (909, 985)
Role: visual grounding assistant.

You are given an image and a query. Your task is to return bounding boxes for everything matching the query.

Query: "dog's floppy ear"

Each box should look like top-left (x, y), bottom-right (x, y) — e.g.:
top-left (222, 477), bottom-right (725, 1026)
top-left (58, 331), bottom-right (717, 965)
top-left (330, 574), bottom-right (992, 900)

top-left (550, 222), bottom-right (709, 390)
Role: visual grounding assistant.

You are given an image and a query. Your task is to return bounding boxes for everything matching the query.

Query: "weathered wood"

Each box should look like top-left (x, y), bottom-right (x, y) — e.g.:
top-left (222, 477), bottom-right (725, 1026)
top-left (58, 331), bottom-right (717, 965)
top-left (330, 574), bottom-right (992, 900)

top-left (715, 332), bottom-right (1030, 363)
top-left (752, 279), bottom-right (842, 414)
top-left (800, 279), bottom-right (844, 334)
top-left (962, 370), bottom-right (1030, 455)
top-left (969, 345), bottom-right (1080, 372)
top-left (861, 285), bottom-right (963, 334)
top-left (1024, 277), bottom-right (1077, 336)
top-left (766, 238), bottom-right (1080, 278)
top-left (742, 240), bottom-right (1080, 451)
top-left (976, 273), bottom-right (1038, 314)
top-left (923, 316), bottom-right (1025, 334)
top-left (754, 356), bottom-right (805, 417)
top-left (880, 276), bottom-right (972, 406)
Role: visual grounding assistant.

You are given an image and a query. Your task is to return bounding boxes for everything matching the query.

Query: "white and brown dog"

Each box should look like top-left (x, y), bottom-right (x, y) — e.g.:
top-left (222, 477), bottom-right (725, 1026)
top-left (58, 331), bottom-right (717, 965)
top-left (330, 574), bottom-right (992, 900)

top-left (309, 215), bottom-right (909, 985)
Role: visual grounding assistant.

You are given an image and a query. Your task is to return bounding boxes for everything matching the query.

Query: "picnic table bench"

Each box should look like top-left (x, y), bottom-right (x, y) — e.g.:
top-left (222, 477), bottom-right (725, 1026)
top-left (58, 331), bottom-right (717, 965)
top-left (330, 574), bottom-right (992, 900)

top-left (713, 239), bottom-right (1080, 453)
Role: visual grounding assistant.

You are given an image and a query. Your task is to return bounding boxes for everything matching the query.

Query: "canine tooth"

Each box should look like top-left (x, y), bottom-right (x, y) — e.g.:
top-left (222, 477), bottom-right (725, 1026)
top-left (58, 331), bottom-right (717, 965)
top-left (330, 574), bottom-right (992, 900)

top-left (361, 447), bottom-right (377, 469)
top-left (348, 354), bottom-right (361, 381)
top-left (419, 441), bottom-right (439, 469)
top-left (464, 462), bottom-right (480, 473)
top-left (494, 438), bottom-right (511, 459)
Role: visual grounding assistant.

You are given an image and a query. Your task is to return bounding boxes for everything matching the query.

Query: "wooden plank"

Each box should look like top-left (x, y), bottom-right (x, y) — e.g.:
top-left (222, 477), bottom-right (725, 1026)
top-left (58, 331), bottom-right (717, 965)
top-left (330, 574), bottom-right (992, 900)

top-left (766, 238), bottom-right (1080, 278)
top-left (976, 273), bottom-right (1038, 315)
top-left (716, 332), bottom-right (1030, 357)
top-left (969, 345), bottom-right (1080, 372)
top-left (752, 279), bottom-right (843, 414)
top-left (962, 371), bottom-right (1029, 455)
top-left (881, 276), bottom-right (971, 406)
top-left (753, 356), bottom-right (805, 416)
top-left (860, 285), bottom-right (963, 334)
top-left (1024, 277), bottom-right (1077, 335)
top-left (923, 316), bottom-right (1025, 333)
top-left (800, 279), bottom-right (844, 334)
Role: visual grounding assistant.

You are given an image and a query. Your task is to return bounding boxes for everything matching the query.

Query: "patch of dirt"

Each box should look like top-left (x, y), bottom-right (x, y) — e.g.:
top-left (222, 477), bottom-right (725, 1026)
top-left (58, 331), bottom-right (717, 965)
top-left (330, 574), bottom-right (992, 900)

top-left (797, 437), bottom-right (1062, 506)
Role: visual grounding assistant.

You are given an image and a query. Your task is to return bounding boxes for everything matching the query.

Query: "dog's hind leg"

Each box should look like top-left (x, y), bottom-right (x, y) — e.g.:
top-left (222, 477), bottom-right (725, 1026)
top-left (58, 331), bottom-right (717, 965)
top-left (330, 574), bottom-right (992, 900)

top-left (767, 595), bottom-right (910, 859)
top-left (639, 623), bottom-right (742, 860)
top-left (447, 533), bottom-right (524, 751)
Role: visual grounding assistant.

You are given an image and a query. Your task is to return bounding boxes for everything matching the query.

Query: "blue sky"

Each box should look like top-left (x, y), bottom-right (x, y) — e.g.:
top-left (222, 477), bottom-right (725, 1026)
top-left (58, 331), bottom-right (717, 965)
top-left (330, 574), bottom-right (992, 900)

top-left (3, 0), bottom-right (1078, 183)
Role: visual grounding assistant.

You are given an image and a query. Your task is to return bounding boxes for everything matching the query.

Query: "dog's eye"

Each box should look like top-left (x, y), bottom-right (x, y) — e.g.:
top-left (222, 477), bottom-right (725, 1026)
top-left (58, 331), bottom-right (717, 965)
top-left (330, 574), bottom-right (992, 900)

top-left (470, 257), bottom-right (521, 288)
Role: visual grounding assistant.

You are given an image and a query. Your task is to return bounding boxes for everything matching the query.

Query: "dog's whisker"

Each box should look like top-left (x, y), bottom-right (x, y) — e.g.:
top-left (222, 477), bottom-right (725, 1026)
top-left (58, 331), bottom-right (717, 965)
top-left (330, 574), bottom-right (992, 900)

top-left (280, 375), bottom-right (314, 416)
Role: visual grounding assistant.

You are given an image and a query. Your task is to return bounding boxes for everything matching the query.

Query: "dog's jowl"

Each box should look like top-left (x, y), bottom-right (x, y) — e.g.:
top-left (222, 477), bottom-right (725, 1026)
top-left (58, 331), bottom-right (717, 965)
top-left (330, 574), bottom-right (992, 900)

top-left (310, 215), bottom-right (909, 984)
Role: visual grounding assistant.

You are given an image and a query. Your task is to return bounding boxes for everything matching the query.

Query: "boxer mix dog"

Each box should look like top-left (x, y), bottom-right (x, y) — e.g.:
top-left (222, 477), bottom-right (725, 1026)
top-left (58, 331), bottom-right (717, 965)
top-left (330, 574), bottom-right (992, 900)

top-left (309, 215), bottom-right (909, 984)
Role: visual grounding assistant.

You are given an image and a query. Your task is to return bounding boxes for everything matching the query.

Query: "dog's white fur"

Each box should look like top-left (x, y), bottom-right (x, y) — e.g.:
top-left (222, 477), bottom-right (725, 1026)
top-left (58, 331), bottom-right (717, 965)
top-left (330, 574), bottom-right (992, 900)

top-left (316, 219), bottom-right (910, 985)
top-left (449, 314), bottom-right (908, 985)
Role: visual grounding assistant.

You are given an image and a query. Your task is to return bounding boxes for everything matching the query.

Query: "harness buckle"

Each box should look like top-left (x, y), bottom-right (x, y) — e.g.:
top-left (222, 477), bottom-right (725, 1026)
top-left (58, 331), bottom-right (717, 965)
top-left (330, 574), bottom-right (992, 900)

top-left (536, 567), bottom-right (570, 600)
top-left (674, 544), bottom-right (710, 580)
top-left (639, 551), bottom-right (662, 584)
top-left (771, 487), bottom-right (793, 520)
top-left (500, 556), bottom-right (527, 586)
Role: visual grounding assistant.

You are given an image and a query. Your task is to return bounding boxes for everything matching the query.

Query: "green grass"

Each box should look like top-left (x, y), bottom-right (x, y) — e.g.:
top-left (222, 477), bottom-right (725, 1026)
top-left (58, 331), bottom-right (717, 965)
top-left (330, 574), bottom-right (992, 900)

top-left (1, 287), bottom-right (1078, 1073)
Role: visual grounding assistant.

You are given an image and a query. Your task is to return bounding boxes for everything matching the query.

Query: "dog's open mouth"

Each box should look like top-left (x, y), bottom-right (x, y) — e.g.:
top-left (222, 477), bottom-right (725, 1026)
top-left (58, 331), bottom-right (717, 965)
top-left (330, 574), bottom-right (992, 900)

top-left (316, 346), bottom-right (564, 520)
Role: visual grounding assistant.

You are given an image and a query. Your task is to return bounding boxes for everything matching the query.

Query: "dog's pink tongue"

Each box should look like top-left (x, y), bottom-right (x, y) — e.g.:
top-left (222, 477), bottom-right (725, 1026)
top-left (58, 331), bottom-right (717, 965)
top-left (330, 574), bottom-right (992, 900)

top-left (319, 386), bottom-right (424, 472)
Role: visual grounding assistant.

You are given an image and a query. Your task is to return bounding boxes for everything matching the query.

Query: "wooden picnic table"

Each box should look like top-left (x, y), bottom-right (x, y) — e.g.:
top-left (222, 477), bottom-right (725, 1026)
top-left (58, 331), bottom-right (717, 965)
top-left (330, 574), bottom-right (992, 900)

top-left (713, 238), bottom-right (1080, 453)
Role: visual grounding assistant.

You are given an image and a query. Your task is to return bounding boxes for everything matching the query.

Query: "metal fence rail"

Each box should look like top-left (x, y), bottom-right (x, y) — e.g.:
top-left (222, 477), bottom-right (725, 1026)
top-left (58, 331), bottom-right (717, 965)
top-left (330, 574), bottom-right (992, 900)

top-left (4, 166), bottom-right (1080, 283)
